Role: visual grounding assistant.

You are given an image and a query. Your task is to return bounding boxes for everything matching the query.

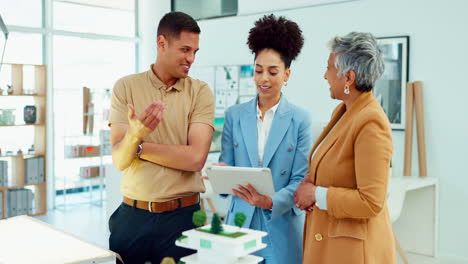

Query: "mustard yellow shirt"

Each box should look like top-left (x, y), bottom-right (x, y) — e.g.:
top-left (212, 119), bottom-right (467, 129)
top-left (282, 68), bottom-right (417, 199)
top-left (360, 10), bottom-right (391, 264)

top-left (109, 65), bottom-right (214, 202)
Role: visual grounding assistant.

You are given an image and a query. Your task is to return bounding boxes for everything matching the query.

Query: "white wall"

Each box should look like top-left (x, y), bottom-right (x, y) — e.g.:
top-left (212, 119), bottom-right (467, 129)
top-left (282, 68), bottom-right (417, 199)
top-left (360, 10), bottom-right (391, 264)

top-left (137, 0), bottom-right (171, 71)
top-left (237, 0), bottom-right (355, 15)
top-left (139, 0), bottom-right (468, 259)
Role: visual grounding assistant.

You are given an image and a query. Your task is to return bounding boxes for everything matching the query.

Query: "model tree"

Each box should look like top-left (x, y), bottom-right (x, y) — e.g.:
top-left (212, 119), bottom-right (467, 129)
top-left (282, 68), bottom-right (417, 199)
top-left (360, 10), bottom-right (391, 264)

top-left (234, 212), bottom-right (246, 228)
top-left (192, 210), bottom-right (207, 227)
top-left (210, 213), bottom-right (223, 234)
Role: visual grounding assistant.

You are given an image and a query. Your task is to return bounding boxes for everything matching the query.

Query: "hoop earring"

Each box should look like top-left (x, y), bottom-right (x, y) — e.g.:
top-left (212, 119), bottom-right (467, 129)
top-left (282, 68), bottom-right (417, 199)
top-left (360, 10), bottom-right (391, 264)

top-left (344, 85), bottom-right (350, 95)
top-left (283, 81), bottom-right (288, 87)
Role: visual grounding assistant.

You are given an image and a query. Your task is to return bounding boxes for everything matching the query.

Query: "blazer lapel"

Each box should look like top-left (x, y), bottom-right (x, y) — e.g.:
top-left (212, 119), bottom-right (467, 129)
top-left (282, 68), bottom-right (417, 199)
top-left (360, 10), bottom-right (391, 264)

top-left (262, 97), bottom-right (293, 167)
top-left (308, 92), bottom-right (376, 183)
top-left (308, 104), bottom-right (345, 184)
top-left (240, 98), bottom-right (259, 167)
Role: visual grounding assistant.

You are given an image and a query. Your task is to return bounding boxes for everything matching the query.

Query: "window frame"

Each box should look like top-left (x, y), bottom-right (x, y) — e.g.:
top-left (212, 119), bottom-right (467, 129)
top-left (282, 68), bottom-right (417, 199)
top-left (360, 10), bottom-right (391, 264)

top-left (3, 0), bottom-right (140, 208)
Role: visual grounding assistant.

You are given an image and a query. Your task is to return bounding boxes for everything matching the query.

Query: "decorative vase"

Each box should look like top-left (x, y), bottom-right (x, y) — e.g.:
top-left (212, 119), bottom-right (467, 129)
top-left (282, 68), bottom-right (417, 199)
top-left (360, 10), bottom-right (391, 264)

top-left (24, 105), bottom-right (37, 124)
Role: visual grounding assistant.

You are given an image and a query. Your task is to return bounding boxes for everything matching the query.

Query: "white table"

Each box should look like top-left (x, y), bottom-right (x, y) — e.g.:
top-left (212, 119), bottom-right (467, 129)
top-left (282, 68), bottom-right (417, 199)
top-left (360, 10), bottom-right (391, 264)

top-left (391, 175), bottom-right (439, 257)
top-left (0, 215), bottom-right (116, 264)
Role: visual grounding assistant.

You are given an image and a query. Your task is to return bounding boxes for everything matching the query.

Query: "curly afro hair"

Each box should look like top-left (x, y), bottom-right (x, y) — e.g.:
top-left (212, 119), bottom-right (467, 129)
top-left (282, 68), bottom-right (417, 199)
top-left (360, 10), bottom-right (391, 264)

top-left (247, 14), bottom-right (304, 68)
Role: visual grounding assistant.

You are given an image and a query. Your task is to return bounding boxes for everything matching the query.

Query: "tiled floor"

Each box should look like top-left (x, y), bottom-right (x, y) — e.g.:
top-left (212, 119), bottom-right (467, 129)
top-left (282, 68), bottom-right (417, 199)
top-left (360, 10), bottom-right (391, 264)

top-left (35, 202), bottom-right (109, 248)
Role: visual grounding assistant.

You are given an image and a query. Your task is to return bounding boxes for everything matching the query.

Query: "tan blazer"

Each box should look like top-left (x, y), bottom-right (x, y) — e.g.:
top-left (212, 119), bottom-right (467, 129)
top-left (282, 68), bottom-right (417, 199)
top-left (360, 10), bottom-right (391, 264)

top-left (303, 92), bottom-right (395, 264)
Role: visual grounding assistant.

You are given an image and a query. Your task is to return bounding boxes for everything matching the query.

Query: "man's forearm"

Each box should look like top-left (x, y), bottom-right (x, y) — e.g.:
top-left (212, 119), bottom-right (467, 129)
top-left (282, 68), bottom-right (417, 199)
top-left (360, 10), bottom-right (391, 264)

top-left (112, 132), bottom-right (140, 171)
top-left (139, 142), bottom-right (207, 172)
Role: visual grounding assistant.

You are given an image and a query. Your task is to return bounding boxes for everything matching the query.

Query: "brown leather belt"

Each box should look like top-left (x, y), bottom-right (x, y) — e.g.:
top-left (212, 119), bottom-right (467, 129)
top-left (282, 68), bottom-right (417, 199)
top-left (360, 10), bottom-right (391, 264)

top-left (123, 194), bottom-right (199, 213)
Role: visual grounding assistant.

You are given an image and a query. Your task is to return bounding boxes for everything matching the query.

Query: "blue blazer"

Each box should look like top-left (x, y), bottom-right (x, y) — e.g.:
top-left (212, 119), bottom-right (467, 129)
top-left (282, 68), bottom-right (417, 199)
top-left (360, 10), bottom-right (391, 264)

top-left (219, 96), bottom-right (312, 264)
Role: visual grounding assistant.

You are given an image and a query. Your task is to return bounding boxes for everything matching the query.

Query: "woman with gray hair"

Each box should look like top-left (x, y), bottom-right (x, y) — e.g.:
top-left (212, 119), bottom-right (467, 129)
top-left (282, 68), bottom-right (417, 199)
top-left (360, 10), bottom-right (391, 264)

top-left (294, 32), bottom-right (395, 263)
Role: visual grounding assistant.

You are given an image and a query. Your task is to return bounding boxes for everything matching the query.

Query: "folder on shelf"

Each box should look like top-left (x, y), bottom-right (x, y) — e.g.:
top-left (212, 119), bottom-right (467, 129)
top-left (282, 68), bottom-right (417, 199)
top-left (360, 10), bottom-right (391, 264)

top-left (32, 157), bottom-right (39, 183)
top-left (24, 158), bottom-right (29, 184)
top-left (6, 190), bottom-right (10, 217)
top-left (4, 161), bottom-right (7, 186)
top-left (1, 161), bottom-right (7, 187)
top-left (0, 192), bottom-right (3, 218)
top-left (17, 188), bottom-right (24, 216)
top-left (23, 189), bottom-right (28, 215)
top-left (24, 157), bottom-right (35, 184)
top-left (4, 161), bottom-right (8, 186)
top-left (24, 157), bottom-right (44, 184)
top-left (7, 190), bottom-right (16, 217)
top-left (12, 189), bottom-right (18, 217)
top-left (26, 189), bottom-right (34, 215)
top-left (6, 190), bottom-right (11, 217)
top-left (0, 161), bottom-right (4, 187)
top-left (22, 189), bottom-right (29, 215)
top-left (38, 157), bottom-right (44, 183)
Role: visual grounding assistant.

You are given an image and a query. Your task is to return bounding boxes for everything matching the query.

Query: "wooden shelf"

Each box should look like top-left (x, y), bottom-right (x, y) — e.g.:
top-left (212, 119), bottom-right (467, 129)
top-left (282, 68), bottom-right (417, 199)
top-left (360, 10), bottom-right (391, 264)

top-left (65, 155), bottom-right (102, 159)
top-left (0, 123), bottom-right (45, 127)
top-left (0, 94), bottom-right (44, 97)
top-left (2, 62), bottom-right (41, 66)
top-left (29, 212), bottom-right (46, 217)
top-left (0, 63), bottom-right (47, 219)
top-left (0, 212), bottom-right (46, 220)
top-left (0, 154), bottom-right (45, 158)
top-left (0, 182), bottom-right (45, 191)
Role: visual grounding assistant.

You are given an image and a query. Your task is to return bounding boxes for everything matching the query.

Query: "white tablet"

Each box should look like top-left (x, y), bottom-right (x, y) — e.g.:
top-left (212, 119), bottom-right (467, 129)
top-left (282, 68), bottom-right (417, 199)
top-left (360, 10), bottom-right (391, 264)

top-left (205, 166), bottom-right (275, 196)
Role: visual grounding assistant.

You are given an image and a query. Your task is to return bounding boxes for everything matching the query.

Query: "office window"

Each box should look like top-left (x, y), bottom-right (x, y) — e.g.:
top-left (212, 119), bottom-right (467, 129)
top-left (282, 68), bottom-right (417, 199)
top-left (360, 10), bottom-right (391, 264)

top-left (53, 0), bottom-right (135, 36)
top-left (51, 1), bottom-right (137, 206)
top-left (0, 32), bottom-right (42, 65)
top-left (53, 35), bottom-right (135, 204)
top-left (172, 0), bottom-right (237, 20)
top-left (56, 0), bottom-right (134, 10)
top-left (0, 0), bottom-right (42, 27)
top-left (1, 0), bottom-right (138, 208)
top-left (53, 36), bottom-right (134, 89)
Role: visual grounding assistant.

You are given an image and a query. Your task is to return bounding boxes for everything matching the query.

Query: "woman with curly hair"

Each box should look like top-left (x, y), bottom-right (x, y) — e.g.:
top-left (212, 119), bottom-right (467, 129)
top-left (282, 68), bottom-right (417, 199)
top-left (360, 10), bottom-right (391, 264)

top-left (218, 14), bottom-right (312, 263)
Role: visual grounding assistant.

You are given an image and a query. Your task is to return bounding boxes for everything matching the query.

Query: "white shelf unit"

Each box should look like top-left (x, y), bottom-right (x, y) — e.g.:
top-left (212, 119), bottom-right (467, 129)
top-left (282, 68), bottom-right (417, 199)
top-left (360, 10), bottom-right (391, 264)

top-left (54, 87), bottom-right (111, 208)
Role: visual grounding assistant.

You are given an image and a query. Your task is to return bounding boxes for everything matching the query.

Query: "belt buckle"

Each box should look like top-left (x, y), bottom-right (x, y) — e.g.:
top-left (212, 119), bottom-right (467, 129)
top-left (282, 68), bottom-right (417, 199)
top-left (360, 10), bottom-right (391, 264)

top-left (148, 201), bottom-right (153, 213)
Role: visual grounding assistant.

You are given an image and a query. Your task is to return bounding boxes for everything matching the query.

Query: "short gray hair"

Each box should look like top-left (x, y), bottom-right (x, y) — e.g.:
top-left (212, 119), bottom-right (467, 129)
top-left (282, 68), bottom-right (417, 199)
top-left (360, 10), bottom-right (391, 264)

top-left (328, 32), bottom-right (384, 92)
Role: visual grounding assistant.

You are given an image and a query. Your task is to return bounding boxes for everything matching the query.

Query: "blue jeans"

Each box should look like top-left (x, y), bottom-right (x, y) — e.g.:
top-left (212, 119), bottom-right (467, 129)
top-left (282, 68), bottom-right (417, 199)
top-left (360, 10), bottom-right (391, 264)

top-left (109, 202), bottom-right (199, 264)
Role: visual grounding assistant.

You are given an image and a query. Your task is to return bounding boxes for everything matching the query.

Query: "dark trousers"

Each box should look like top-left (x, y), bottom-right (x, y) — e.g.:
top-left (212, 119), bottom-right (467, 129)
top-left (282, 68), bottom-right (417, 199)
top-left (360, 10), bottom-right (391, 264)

top-left (109, 202), bottom-right (199, 264)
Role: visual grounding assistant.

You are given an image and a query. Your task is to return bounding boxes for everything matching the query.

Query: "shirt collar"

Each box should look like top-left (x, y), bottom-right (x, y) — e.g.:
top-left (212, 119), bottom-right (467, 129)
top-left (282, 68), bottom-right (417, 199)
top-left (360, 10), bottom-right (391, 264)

top-left (256, 98), bottom-right (281, 119)
top-left (148, 64), bottom-right (184, 92)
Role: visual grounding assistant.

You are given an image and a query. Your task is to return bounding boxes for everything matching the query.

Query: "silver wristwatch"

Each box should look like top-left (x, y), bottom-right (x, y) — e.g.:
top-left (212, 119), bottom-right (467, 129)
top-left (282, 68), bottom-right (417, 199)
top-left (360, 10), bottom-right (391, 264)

top-left (136, 143), bottom-right (143, 158)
